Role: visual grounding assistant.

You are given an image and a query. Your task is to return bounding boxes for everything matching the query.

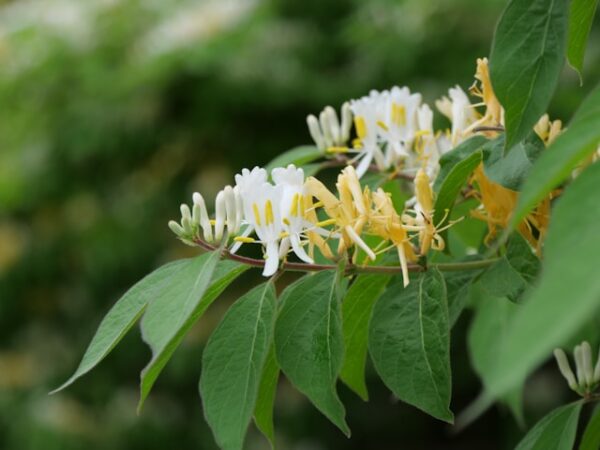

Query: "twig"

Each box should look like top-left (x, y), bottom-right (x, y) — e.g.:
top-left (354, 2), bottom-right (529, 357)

top-left (472, 126), bottom-right (505, 133)
top-left (193, 237), bottom-right (498, 275)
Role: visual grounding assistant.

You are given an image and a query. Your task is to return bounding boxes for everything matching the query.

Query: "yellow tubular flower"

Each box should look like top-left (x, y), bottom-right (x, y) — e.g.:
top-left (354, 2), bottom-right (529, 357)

top-left (303, 194), bottom-right (335, 260)
top-left (413, 169), bottom-right (446, 255)
top-left (470, 164), bottom-right (550, 253)
top-left (371, 188), bottom-right (417, 287)
top-left (534, 114), bottom-right (563, 146)
top-left (473, 57), bottom-right (502, 126)
top-left (305, 166), bottom-right (376, 261)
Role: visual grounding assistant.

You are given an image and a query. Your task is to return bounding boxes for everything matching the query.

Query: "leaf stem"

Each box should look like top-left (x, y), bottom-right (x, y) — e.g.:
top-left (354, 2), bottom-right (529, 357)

top-left (192, 238), bottom-right (498, 275)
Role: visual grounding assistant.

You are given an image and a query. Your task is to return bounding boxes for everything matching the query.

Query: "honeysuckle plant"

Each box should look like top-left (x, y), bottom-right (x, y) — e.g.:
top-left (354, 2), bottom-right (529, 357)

top-left (52, 0), bottom-right (600, 448)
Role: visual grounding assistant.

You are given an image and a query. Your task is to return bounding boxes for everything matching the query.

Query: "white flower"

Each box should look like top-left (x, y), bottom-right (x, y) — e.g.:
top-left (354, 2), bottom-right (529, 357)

top-left (349, 92), bottom-right (387, 177)
top-left (378, 86), bottom-right (423, 164)
top-left (436, 85), bottom-right (478, 146)
top-left (239, 181), bottom-right (284, 276)
top-left (307, 103), bottom-right (353, 151)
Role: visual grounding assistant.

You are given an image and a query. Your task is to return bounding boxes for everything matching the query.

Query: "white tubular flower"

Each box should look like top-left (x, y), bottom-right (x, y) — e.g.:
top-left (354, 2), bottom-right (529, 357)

top-left (241, 181), bottom-right (284, 277)
top-left (379, 86), bottom-right (423, 164)
top-left (272, 164), bottom-right (313, 264)
top-left (553, 349), bottom-right (578, 391)
top-left (306, 103), bottom-right (353, 151)
top-left (192, 192), bottom-right (213, 242)
top-left (350, 93), bottom-right (387, 177)
top-left (436, 85), bottom-right (478, 146)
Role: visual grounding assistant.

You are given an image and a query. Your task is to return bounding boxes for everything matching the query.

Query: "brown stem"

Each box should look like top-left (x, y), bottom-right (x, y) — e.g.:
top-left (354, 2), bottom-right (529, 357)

top-left (472, 126), bottom-right (505, 132)
top-left (193, 237), bottom-right (498, 275)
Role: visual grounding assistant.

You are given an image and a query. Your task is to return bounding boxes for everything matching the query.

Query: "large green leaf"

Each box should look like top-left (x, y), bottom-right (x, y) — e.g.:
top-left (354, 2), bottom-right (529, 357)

top-left (433, 135), bottom-right (488, 193)
top-left (444, 266), bottom-right (483, 327)
top-left (567, 0), bottom-right (599, 79)
top-left (274, 270), bottom-right (350, 435)
top-left (515, 402), bottom-right (582, 450)
top-left (340, 273), bottom-right (391, 400)
top-left (510, 83), bottom-right (600, 229)
top-left (487, 161), bottom-right (600, 398)
top-left (265, 145), bottom-right (322, 173)
top-left (369, 269), bottom-right (453, 422)
top-left (481, 133), bottom-right (545, 191)
top-left (478, 233), bottom-right (539, 302)
top-left (138, 252), bottom-right (245, 410)
top-left (490, 0), bottom-right (569, 151)
top-left (200, 282), bottom-right (276, 450)
top-left (467, 294), bottom-right (523, 425)
top-left (50, 259), bottom-right (188, 393)
top-left (580, 405), bottom-right (600, 450)
top-left (254, 344), bottom-right (279, 448)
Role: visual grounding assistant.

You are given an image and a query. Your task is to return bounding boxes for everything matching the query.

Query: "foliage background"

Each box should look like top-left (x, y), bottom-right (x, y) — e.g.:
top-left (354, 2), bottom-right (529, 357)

top-left (0, 0), bottom-right (598, 448)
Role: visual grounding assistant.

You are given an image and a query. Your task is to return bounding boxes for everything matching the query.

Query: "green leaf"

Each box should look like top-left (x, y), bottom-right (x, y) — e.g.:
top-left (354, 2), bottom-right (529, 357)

top-left (515, 402), bottom-right (582, 450)
top-left (487, 161), bottom-right (600, 398)
top-left (444, 266), bottom-right (483, 327)
top-left (274, 271), bottom-right (350, 435)
top-left (340, 273), bottom-right (391, 400)
top-left (433, 150), bottom-right (482, 247)
top-left (478, 234), bottom-right (540, 302)
top-left (510, 84), bottom-right (600, 229)
top-left (433, 135), bottom-right (488, 193)
top-left (200, 282), bottom-right (277, 450)
top-left (254, 344), bottom-right (279, 448)
top-left (265, 145), bottom-right (323, 173)
top-left (467, 294), bottom-right (524, 425)
top-left (369, 269), bottom-right (453, 422)
top-left (490, 0), bottom-right (569, 151)
top-left (138, 253), bottom-right (246, 410)
top-left (567, 0), bottom-right (599, 79)
top-left (481, 133), bottom-right (545, 191)
top-left (50, 259), bottom-right (189, 394)
top-left (579, 404), bottom-right (600, 450)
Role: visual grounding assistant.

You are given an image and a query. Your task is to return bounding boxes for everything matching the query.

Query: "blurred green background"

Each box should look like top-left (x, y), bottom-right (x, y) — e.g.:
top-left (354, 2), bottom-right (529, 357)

top-left (1, 0), bottom-right (598, 449)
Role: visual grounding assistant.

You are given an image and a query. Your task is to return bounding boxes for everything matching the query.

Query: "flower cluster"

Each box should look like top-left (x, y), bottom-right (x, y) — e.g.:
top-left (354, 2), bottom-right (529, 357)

top-left (170, 162), bottom-right (450, 285)
top-left (554, 342), bottom-right (600, 397)
top-left (170, 57), bottom-right (566, 280)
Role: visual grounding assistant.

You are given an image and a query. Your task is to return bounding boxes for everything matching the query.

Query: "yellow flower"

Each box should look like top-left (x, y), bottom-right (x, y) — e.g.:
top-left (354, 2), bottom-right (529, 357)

top-left (534, 114), bottom-right (562, 145)
top-left (370, 188), bottom-right (417, 286)
top-left (305, 166), bottom-right (376, 261)
top-left (468, 57), bottom-right (503, 129)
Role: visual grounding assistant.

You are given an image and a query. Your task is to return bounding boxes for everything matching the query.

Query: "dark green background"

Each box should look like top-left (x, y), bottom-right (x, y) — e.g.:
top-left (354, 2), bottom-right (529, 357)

top-left (1, 0), bottom-right (598, 448)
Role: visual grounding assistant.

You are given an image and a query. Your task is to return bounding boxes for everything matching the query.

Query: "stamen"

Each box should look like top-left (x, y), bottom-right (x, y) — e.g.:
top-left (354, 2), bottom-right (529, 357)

top-left (376, 120), bottom-right (389, 131)
top-left (345, 225), bottom-right (376, 261)
top-left (233, 236), bottom-right (256, 243)
top-left (316, 218), bottom-right (337, 227)
top-left (391, 103), bottom-right (406, 126)
top-left (354, 116), bottom-right (367, 139)
top-left (326, 146), bottom-right (350, 154)
top-left (283, 218), bottom-right (291, 226)
top-left (252, 203), bottom-right (262, 226)
top-left (265, 200), bottom-right (274, 225)
top-left (279, 231), bottom-right (290, 239)
top-left (290, 193), bottom-right (299, 217)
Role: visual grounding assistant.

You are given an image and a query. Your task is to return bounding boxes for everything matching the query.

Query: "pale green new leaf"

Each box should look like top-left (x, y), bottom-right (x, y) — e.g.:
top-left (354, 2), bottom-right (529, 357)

top-left (510, 83), bottom-right (600, 229)
top-left (138, 252), bottom-right (241, 410)
top-left (254, 344), bottom-right (279, 448)
top-left (487, 161), bottom-right (600, 398)
top-left (265, 145), bottom-right (322, 173)
top-left (50, 259), bottom-right (188, 393)
top-left (200, 282), bottom-right (276, 450)
top-left (274, 271), bottom-right (350, 435)
top-left (369, 269), bottom-right (453, 422)
top-left (515, 402), bottom-right (582, 450)
top-left (490, 0), bottom-right (569, 151)
top-left (340, 273), bottom-right (391, 400)
top-left (567, 0), bottom-right (599, 79)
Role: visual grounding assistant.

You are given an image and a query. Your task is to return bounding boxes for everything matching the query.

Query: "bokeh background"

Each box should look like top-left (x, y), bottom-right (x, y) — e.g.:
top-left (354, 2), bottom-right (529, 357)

top-left (1, 0), bottom-right (599, 449)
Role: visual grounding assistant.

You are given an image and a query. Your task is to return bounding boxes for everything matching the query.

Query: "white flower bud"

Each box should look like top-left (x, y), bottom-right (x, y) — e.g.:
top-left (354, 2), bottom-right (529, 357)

top-left (223, 186), bottom-right (237, 234)
top-left (168, 220), bottom-right (185, 236)
top-left (574, 345), bottom-right (586, 387)
top-left (594, 347), bottom-right (600, 383)
top-left (214, 190), bottom-right (226, 241)
top-left (554, 349), bottom-right (578, 391)
top-left (324, 105), bottom-right (341, 144)
top-left (582, 341), bottom-right (595, 387)
top-left (319, 110), bottom-right (334, 148)
top-left (340, 102), bottom-right (352, 142)
top-left (307, 114), bottom-right (326, 150)
top-left (180, 204), bottom-right (193, 234)
top-left (193, 192), bottom-right (213, 242)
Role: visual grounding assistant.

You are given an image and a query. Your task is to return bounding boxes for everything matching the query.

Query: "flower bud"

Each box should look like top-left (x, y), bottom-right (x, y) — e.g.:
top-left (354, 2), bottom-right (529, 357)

top-left (193, 192), bottom-right (213, 242)
top-left (553, 349), bottom-right (578, 391)
top-left (168, 220), bottom-right (185, 237)
top-left (307, 114), bottom-right (325, 150)
top-left (340, 102), bottom-right (352, 143)
top-left (214, 190), bottom-right (226, 242)
top-left (582, 341), bottom-right (595, 387)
